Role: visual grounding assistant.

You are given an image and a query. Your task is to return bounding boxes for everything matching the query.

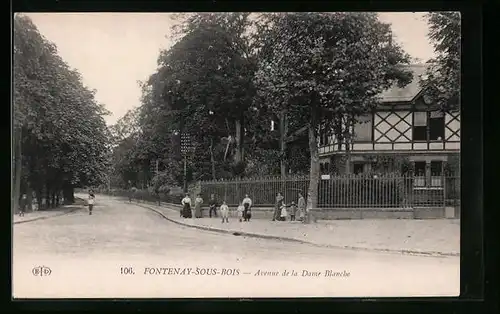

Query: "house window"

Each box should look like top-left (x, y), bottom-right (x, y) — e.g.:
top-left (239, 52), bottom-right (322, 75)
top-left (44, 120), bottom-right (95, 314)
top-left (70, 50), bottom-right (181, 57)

top-left (429, 111), bottom-right (445, 141)
top-left (412, 111), bottom-right (445, 141)
top-left (430, 160), bottom-right (443, 186)
top-left (413, 112), bottom-right (427, 141)
top-left (414, 161), bottom-right (426, 187)
top-left (353, 114), bottom-right (372, 142)
top-left (353, 162), bottom-right (365, 175)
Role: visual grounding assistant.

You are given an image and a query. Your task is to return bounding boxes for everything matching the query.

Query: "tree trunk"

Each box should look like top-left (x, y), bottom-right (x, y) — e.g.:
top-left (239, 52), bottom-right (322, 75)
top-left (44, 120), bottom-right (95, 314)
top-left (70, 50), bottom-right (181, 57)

top-left (279, 110), bottom-right (288, 178)
top-left (306, 117), bottom-right (320, 224)
top-left (279, 110), bottom-right (288, 203)
top-left (13, 128), bottom-right (22, 216)
top-left (45, 185), bottom-right (51, 209)
top-left (63, 184), bottom-right (74, 204)
top-left (36, 189), bottom-right (43, 211)
top-left (51, 192), bottom-right (56, 209)
top-left (26, 186), bottom-right (33, 212)
top-left (234, 117), bottom-right (244, 163)
top-left (345, 115), bottom-right (353, 174)
top-left (209, 137), bottom-right (217, 181)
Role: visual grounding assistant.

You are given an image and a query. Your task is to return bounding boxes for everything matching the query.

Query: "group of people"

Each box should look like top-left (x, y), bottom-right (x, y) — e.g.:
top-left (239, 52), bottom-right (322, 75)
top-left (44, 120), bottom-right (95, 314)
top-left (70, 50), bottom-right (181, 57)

top-left (180, 193), bottom-right (253, 224)
top-left (179, 192), bottom-right (308, 223)
top-left (273, 192), bottom-right (307, 222)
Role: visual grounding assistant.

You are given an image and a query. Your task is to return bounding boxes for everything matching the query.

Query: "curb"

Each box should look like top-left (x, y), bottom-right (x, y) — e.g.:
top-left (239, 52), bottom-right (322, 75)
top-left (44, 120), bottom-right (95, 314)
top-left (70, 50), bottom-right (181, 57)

top-left (130, 201), bottom-right (460, 258)
top-left (14, 198), bottom-right (85, 225)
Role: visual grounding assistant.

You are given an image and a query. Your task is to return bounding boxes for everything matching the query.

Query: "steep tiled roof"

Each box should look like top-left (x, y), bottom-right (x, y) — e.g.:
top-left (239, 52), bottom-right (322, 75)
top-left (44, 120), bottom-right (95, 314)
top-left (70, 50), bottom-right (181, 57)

top-left (378, 64), bottom-right (429, 103)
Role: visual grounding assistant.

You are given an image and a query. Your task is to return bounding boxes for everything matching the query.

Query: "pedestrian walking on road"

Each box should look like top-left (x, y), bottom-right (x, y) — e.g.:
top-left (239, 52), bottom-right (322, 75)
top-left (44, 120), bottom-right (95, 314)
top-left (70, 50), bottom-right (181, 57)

top-left (298, 193), bottom-right (306, 222)
top-left (220, 201), bottom-right (229, 223)
top-left (208, 194), bottom-right (218, 218)
top-left (242, 194), bottom-right (252, 222)
top-left (88, 190), bottom-right (95, 215)
top-left (237, 202), bottom-right (244, 222)
top-left (290, 201), bottom-right (297, 221)
top-left (273, 192), bottom-right (284, 221)
top-left (194, 194), bottom-right (204, 218)
top-left (181, 193), bottom-right (192, 218)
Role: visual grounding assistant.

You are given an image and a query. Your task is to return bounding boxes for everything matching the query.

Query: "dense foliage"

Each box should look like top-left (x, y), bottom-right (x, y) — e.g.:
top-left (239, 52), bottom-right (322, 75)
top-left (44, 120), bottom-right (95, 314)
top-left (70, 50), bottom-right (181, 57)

top-left (421, 12), bottom-right (461, 111)
top-left (109, 13), bottom-right (417, 207)
top-left (13, 14), bottom-right (110, 211)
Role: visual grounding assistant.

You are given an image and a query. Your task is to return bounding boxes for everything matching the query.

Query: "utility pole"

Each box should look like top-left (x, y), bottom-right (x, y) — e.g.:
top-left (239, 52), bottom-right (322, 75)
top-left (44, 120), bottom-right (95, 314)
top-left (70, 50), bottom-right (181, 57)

top-left (180, 133), bottom-right (192, 193)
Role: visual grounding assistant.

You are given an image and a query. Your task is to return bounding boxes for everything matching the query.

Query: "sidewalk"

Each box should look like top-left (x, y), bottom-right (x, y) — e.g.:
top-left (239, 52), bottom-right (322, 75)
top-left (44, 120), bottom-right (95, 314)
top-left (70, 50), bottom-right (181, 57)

top-left (13, 200), bottom-right (84, 224)
top-left (136, 201), bottom-right (460, 257)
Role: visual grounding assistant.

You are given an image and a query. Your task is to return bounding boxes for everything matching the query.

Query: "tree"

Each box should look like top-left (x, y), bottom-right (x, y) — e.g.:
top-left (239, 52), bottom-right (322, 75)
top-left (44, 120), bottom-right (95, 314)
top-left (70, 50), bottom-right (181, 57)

top-left (254, 13), bottom-right (412, 215)
top-left (138, 13), bottom-right (259, 181)
top-left (14, 14), bottom-right (111, 209)
top-left (421, 12), bottom-right (461, 111)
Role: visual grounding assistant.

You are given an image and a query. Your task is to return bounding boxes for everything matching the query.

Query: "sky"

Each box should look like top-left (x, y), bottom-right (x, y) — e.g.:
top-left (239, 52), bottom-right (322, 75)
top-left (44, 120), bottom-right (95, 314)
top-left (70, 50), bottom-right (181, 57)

top-left (25, 12), bottom-right (436, 126)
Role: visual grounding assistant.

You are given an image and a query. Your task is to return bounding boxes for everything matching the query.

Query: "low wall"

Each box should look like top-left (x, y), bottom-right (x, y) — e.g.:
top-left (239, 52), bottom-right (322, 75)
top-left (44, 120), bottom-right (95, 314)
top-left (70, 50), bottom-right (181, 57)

top-left (136, 199), bottom-right (457, 220)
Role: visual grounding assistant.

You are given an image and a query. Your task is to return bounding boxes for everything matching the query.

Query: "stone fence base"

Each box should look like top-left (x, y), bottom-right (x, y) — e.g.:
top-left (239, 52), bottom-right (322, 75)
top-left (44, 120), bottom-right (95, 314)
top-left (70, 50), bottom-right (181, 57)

top-left (144, 200), bottom-right (459, 220)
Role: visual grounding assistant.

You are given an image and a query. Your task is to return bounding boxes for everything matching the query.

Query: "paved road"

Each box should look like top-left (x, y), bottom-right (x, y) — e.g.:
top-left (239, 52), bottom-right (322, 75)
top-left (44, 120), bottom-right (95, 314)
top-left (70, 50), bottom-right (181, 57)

top-left (13, 196), bottom-right (460, 298)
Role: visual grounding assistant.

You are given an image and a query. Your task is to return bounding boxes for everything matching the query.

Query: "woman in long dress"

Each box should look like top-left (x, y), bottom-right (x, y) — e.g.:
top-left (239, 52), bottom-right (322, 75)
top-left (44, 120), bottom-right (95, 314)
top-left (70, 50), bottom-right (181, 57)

top-left (181, 194), bottom-right (192, 218)
top-left (273, 192), bottom-right (284, 221)
top-left (194, 194), bottom-right (203, 218)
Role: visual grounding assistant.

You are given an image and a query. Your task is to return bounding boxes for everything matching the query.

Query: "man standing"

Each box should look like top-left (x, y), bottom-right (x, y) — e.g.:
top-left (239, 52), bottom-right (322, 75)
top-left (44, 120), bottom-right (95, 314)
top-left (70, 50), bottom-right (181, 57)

top-left (298, 193), bottom-right (306, 222)
top-left (208, 194), bottom-right (218, 218)
top-left (242, 194), bottom-right (252, 222)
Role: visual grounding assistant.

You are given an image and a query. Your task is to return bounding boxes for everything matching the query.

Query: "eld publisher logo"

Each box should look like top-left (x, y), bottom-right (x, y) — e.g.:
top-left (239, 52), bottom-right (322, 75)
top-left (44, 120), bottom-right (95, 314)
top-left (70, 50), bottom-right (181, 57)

top-left (32, 266), bottom-right (52, 277)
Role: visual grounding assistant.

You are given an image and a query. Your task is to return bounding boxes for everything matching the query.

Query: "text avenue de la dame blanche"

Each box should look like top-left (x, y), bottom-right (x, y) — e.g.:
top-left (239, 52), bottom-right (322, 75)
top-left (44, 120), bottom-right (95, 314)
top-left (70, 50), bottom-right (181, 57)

top-left (136, 267), bottom-right (350, 278)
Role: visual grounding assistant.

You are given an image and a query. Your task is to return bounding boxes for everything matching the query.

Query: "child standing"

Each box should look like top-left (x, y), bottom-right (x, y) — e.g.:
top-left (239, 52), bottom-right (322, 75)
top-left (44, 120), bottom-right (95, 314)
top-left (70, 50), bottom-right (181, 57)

top-left (220, 201), bottom-right (229, 223)
top-left (237, 202), bottom-right (245, 222)
top-left (290, 201), bottom-right (297, 221)
top-left (280, 203), bottom-right (288, 221)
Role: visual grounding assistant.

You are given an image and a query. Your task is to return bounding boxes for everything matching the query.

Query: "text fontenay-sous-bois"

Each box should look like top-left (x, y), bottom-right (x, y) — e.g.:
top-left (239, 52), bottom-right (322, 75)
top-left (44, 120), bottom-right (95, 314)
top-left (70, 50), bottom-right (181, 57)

top-left (120, 267), bottom-right (350, 278)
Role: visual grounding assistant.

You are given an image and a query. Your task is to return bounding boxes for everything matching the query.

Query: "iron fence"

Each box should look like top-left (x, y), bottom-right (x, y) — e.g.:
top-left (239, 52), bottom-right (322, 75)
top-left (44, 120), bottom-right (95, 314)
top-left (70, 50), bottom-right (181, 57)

top-left (199, 174), bottom-right (460, 209)
top-left (88, 173), bottom-right (459, 210)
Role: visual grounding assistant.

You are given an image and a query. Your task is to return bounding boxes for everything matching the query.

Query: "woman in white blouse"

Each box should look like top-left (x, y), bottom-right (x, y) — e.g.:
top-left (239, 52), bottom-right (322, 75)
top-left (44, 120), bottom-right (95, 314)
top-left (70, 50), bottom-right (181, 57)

top-left (181, 194), bottom-right (192, 218)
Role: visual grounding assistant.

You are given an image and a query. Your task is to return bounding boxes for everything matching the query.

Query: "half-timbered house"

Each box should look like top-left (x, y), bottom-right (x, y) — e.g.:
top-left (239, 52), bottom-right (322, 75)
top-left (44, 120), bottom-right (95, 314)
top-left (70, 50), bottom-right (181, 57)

top-left (318, 64), bottom-right (460, 185)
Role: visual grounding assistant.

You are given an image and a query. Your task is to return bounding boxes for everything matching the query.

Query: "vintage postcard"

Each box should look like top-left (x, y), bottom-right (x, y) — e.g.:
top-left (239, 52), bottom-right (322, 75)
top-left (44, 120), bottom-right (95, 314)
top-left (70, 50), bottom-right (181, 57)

top-left (12, 12), bottom-right (461, 299)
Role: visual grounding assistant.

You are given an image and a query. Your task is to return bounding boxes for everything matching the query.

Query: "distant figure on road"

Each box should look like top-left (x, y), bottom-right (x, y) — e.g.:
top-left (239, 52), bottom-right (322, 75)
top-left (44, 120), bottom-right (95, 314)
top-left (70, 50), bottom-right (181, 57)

top-left (273, 192), bottom-right (284, 221)
top-left (242, 194), bottom-right (252, 222)
top-left (18, 194), bottom-right (27, 217)
top-left (298, 193), bottom-right (306, 222)
top-left (155, 187), bottom-right (161, 206)
top-left (208, 194), bottom-right (218, 218)
top-left (290, 201), bottom-right (297, 221)
top-left (181, 193), bottom-right (192, 218)
top-left (237, 202), bottom-right (244, 222)
top-left (88, 190), bottom-right (95, 215)
top-left (194, 194), bottom-right (203, 218)
top-left (220, 201), bottom-right (229, 223)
